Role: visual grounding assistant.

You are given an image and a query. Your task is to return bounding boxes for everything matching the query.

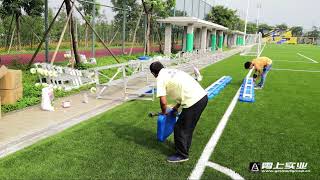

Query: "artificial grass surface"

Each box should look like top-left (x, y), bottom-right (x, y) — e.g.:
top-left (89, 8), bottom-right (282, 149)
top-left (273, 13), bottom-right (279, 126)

top-left (207, 44), bottom-right (320, 179)
top-left (0, 44), bottom-right (319, 180)
top-left (0, 51), bottom-right (249, 179)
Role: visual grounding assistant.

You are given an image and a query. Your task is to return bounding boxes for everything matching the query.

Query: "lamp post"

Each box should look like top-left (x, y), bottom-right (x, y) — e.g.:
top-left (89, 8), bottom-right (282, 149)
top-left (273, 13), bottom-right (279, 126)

top-left (243, 0), bottom-right (250, 46)
top-left (256, 0), bottom-right (262, 30)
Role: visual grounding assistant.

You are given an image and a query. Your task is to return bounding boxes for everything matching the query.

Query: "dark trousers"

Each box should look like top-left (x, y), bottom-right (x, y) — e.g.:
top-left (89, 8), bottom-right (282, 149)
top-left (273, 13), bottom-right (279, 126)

top-left (174, 95), bottom-right (208, 158)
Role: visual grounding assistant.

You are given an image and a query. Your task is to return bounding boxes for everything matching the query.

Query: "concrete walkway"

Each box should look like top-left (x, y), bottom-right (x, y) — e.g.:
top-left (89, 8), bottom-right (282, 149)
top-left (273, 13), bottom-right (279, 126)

top-left (0, 47), bottom-right (244, 158)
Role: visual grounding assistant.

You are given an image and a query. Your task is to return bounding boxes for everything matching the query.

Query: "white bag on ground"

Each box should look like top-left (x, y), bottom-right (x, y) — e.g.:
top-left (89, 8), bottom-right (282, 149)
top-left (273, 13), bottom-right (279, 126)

top-left (193, 65), bottom-right (203, 82)
top-left (41, 86), bottom-right (55, 111)
top-left (89, 58), bottom-right (97, 64)
top-left (80, 54), bottom-right (88, 63)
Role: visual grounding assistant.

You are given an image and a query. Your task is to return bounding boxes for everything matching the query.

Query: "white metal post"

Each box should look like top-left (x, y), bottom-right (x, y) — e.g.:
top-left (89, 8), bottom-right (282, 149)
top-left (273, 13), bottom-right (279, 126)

top-left (122, 65), bottom-right (127, 100)
top-left (243, 0), bottom-right (250, 46)
top-left (256, 0), bottom-right (261, 30)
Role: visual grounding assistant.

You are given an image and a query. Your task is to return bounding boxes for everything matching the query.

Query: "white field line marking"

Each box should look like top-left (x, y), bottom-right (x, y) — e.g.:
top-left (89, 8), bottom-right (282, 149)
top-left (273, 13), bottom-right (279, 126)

top-left (258, 42), bottom-right (266, 57)
top-left (272, 68), bottom-right (320, 73)
top-left (188, 69), bottom-right (253, 180)
top-left (206, 161), bottom-right (244, 180)
top-left (266, 51), bottom-right (295, 54)
top-left (272, 60), bottom-right (314, 63)
top-left (297, 53), bottom-right (318, 63)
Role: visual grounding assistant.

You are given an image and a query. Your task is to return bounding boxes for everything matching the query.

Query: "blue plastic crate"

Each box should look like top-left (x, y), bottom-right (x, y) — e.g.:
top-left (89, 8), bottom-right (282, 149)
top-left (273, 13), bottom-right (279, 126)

top-left (157, 110), bottom-right (177, 142)
top-left (145, 88), bottom-right (157, 94)
top-left (206, 76), bottom-right (232, 100)
top-left (239, 78), bottom-right (255, 103)
top-left (138, 56), bottom-right (151, 61)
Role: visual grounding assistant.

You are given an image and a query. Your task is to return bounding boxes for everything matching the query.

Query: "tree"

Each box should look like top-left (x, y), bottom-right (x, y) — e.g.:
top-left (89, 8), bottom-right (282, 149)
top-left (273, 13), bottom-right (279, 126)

top-left (305, 26), bottom-right (320, 38)
top-left (95, 11), bottom-right (109, 42)
top-left (205, 5), bottom-right (239, 30)
top-left (234, 18), bottom-right (245, 32)
top-left (64, 0), bottom-right (80, 66)
top-left (0, 15), bottom-right (14, 48)
top-left (0, 0), bottom-right (44, 50)
top-left (111, 0), bottom-right (141, 34)
top-left (258, 23), bottom-right (273, 31)
top-left (290, 26), bottom-right (303, 37)
top-left (50, 8), bottom-right (68, 42)
top-left (246, 22), bottom-right (258, 34)
top-left (170, 10), bottom-right (185, 47)
top-left (258, 23), bottom-right (273, 37)
top-left (141, 0), bottom-right (175, 54)
top-left (20, 15), bottom-right (43, 49)
top-left (78, 0), bottom-right (99, 47)
top-left (276, 23), bottom-right (288, 31)
top-left (111, 0), bottom-right (142, 47)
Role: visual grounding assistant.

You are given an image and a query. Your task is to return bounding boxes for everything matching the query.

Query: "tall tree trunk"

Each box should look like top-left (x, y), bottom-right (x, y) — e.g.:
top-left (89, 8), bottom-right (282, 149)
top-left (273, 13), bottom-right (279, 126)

top-left (156, 26), bottom-right (163, 53)
top-left (65, 0), bottom-right (80, 66)
top-left (15, 14), bottom-right (21, 51)
top-left (85, 23), bottom-right (88, 47)
top-left (7, 27), bottom-right (15, 54)
top-left (5, 15), bottom-right (14, 50)
top-left (145, 13), bottom-right (151, 55)
top-left (31, 32), bottom-right (34, 49)
top-left (176, 31), bottom-right (179, 44)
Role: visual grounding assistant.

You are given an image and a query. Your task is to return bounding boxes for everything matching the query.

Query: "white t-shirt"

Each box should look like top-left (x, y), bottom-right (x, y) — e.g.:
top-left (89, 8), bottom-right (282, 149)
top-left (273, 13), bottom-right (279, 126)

top-left (156, 68), bottom-right (207, 108)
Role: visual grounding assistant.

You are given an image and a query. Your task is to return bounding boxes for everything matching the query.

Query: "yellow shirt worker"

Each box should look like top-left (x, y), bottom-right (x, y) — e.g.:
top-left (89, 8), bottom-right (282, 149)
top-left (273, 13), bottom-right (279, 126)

top-left (244, 56), bottom-right (273, 89)
top-left (150, 61), bottom-right (208, 163)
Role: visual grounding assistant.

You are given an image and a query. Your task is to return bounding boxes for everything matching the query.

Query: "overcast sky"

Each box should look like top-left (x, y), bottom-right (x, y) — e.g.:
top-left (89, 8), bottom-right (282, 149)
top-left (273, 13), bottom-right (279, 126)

top-left (212, 0), bottom-right (320, 30)
top-left (49, 0), bottom-right (319, 31)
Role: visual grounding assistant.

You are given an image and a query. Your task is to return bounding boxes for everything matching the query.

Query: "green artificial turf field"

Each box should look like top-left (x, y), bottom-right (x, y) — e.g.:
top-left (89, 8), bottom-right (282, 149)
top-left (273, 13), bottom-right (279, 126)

top-left (0, 44), bottom-right (319, 180)
top-left (206, 44), bottom-right (320, 179)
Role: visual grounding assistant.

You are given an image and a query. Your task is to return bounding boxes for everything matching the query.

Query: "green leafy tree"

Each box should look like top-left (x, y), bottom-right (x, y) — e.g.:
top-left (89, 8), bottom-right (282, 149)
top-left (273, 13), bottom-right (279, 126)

top-left (305, 26), bottom-right (320, 38)
top-left (258, 23), bottom-right (273, 37)
top-left (234, 18), bottom-right (245, 32)
top-left (205, 5), bottom-right (239, 30)
top-left (0, 16), bottom-right (14, 48)
top-left (0, 0), bottom-right (44, 50)
top-left (141, 0), bottom-right (175, 54)
top-left (111, 0), bottom-right (141, 33)
top-left (258, 23), bottom-right (273, 31)
top-left (110, 0), bottom-right (142, 46)
top-left (276, 23), bottom-right (288, 31)
top-left (79, 0), bottom-right (99, 47)
top-left (95, 12), bottom-right (108, 37)
top-left (246, 22), bottom-right (258, 34)
top-left (0, 17), bottom-right (7, 46)
top-left (290, 26), bottom-right (303, 37)
top-left (20, 15), bottom-right (44, 49)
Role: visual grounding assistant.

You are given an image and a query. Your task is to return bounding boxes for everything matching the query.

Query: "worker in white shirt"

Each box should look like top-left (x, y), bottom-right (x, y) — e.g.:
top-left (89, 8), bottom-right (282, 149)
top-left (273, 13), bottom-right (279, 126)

top-left (150, 61), bottom-right (208, 163)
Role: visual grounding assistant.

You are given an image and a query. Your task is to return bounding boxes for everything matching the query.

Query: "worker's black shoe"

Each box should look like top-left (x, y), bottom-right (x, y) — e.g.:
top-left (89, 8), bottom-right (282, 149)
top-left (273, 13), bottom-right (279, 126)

top-left (254, 86), bottom-right (263, 90)
top-left (167, 154), bottom-right (189, 163)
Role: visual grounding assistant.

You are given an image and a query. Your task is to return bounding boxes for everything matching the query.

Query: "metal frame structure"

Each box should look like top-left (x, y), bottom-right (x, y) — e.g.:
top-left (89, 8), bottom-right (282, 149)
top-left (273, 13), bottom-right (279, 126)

top-left (94, 60), bottom-right (160, 101)
top-left (93, 47), bottom-right (245, 102)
